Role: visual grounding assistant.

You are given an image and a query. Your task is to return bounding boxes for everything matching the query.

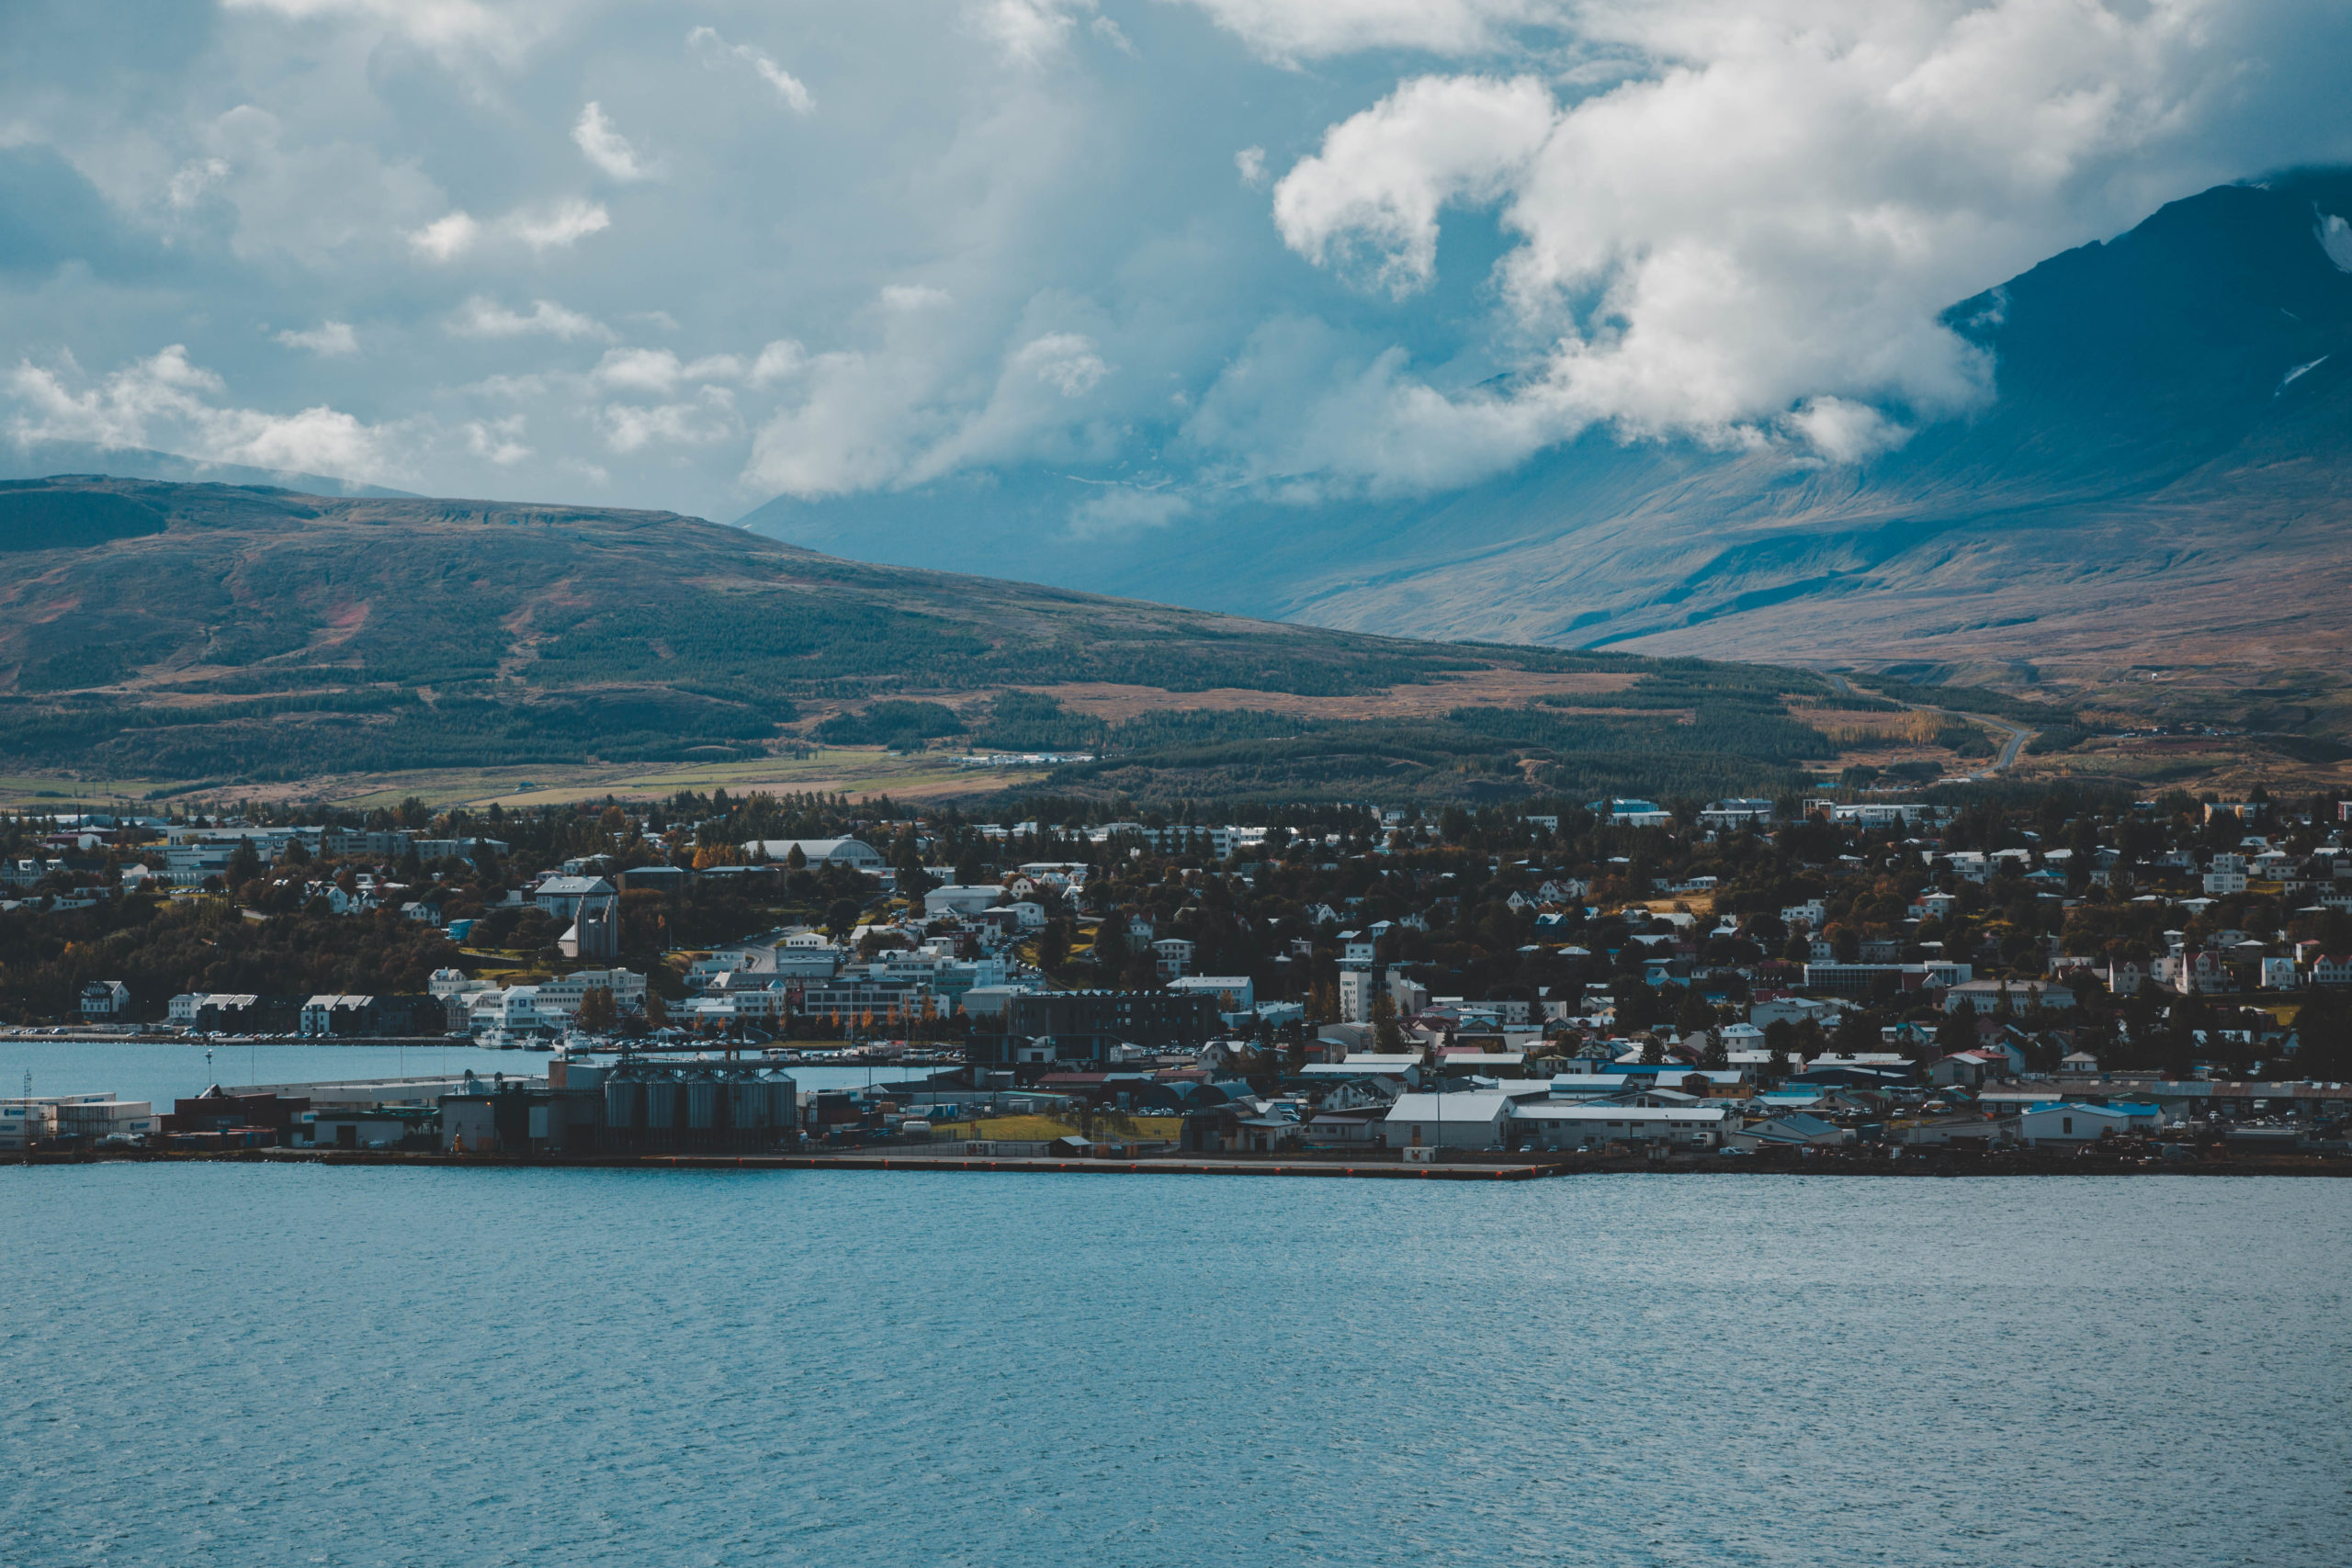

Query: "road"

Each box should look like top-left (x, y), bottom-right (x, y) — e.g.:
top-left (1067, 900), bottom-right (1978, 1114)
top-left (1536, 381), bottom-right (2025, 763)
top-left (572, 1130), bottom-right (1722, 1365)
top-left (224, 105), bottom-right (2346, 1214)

top-left (1824, 672), bottom-right (2035, 777)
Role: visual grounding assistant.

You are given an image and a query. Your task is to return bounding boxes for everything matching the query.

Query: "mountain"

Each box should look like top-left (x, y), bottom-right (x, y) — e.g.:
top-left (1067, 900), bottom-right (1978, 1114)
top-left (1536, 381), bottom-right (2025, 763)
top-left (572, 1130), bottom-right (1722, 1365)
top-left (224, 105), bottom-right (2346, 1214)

top-left (742, 171), bottom-right (2352, 684)
top-left (0, 441), bottom-right (416, 500)
top-left (0, 475), bottom-right (1881, 803)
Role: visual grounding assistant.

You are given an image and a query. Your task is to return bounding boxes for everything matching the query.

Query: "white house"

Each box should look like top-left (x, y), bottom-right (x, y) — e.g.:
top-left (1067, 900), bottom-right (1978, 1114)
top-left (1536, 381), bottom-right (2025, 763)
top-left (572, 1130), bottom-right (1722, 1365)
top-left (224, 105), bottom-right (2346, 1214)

top-left (2017, 1101), bottom-right (2153, 1145)
top-left (79, 980), bottom-right (130, 1019)
top-left (1383, 1091), bottom-right (1515, 1150)
top-left (924, 885), bottom-right (1003, 918)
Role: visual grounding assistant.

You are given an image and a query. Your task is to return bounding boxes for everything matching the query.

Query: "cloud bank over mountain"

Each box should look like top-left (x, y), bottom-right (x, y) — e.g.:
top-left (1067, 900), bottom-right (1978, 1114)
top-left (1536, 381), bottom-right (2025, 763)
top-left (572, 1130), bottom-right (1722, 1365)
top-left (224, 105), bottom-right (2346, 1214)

top-left (4, 0), bottom-right (2350, 526)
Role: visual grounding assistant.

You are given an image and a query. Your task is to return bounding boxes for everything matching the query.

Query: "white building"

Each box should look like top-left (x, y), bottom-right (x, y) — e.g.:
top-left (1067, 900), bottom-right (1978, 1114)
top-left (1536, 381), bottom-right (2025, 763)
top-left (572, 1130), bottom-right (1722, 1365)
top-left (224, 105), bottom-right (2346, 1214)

top-left (534, 968), bottom-right (648, 1017)
top-left (79, 980), bottom-right (130, 1019)
top-left (2017, 1101), bottom-right (2154, 1145)
top-left (744, 838), bottom-right (885, 871)
top-left (924, 885), bottom-right (1003, 917)
top-left (467, 986), bottom-right (554, 1038)
top-left (1338, 968), bottom-right (1377, 1023)
top-left (1512, 1102), bottom-right (1731, 1151)
top-left (1384, 1091), bottom-right (1515, 1150)
top-left (1169, 975), bottom-right (1255, 1013)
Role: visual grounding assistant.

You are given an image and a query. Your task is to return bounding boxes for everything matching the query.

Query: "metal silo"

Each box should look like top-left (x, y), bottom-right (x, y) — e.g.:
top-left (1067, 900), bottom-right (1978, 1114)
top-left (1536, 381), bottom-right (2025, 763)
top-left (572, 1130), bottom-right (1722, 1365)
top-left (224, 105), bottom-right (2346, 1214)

top-left (645, 1077), bottom-right (681, 1135)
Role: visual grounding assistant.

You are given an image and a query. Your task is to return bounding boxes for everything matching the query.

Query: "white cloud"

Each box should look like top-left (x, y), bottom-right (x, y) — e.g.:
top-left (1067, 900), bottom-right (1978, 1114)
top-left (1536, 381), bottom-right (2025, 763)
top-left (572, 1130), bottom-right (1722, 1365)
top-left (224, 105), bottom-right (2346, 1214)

top-left (17, 0), bottom-right (2352, 529)
top-left (1273, 73), bottom-right (1553, 298)
top-left (509, 198), bottom-right (610, 251)
top-left (1263, 0), bottom-right (2315, 467)
top-left (600, 389), bottom-right (740, 453)
top-left (466, 415), bottom-right (533, 465)
top-left (750, 340), bottom-right (808, 387)
top-left (1018, 331), bottom-right (1109, 396)
top-left (6, 345), bottom-right (401, 482)
top-left (972, 0), bottom-right (1097, 65)
top-left (1091, 15), bottom-right (1138, 56)
top-left (220, 0), bottom-right (559, 64)
top-left (407, 200), bottom-right (609, 260)
top-left (899, 331), bottom-right (1115, 483)
top-left (448, 297), bottom-right (614, 341)
top-left (1172, 0), bottom-right (1568, 62)
top-left (275, 321), bottom-right (361, 355)
top-left (408, 210), bottom-right (480, 261)
top-left (1785, 396), bottom-right (1911, 465)
top-left (591, 346), bottom-right (750, 392)
top-left (166, 157), bottom-right (231, 209)
top-left (573, 102), bottom-right (657, 181)
top-left (879, 284), bottom-right (954, 311)
top-left (1068, 485), bottom-right (1189, 537)
top-left (687, 26), bottom-right (816, 115)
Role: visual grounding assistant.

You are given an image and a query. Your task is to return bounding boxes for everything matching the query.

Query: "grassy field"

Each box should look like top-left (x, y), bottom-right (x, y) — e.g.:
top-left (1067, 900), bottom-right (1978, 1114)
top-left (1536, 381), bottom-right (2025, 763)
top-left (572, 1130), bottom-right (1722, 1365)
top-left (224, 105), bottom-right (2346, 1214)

top-left (0, 774), bottom-right (172, 811)
top-left (332, 747), bottom-right (1046, 809)
top-left (0, 748), bottom-right (1044, 814)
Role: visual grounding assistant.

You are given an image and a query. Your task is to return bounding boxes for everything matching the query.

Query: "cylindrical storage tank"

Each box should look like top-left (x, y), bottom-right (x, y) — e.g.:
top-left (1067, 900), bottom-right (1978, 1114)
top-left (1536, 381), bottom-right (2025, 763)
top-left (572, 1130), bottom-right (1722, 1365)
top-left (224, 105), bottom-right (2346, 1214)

top-left (604, 1077), bottom-right (642, 1131)
top-left (729, 1077), bottom-right (763, 1130)
top-left (686, 1077), bottom-right (718, 1130)
top-left (645, 1079), bottom-right (681, 1133)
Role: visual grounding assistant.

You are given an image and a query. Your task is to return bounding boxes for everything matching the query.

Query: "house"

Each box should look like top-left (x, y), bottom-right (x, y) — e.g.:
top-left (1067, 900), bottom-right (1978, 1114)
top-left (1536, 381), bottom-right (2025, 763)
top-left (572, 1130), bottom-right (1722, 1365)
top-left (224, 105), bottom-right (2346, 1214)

top-left (2017, 1101), bottom-right (2139, 1146)
top-left (742, 839), bottom-right (885, 871)
top-left (1152, 937), bottom-right (1195, 979)
top-left (79, 979), bottom-right (130, 1019)
top-left (1383, 1091), bottom-right (1516, 1150)
top-left (2311, 953), bottom-right (2352, 987)
top-left (1897, 1113), bottom-right (2018, 1146)
top-left (2056, 1050), bottom-right (2101, 1077)
top-left (1168, 975), bottom-right (1254, 1015)
top-left (1928, 1050), bottom-right (2007, 1089)
top-left (1725, 1112), bottom-right (1852, 1151)
top-left (300, 995), bottom-right (376, 1036)
top-left (1942, 978), bottom-right (2073, 1014)
top-left (534, 874), bottom-right (616, 920)
top-left (924, 885), bottom-right (1003, 918)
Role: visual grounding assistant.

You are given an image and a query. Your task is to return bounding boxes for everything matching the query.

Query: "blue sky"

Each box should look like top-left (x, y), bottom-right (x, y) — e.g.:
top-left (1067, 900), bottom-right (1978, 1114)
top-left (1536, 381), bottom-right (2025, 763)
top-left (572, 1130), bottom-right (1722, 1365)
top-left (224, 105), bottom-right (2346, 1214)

top-left (5, 0), bottom-right (2349, 527)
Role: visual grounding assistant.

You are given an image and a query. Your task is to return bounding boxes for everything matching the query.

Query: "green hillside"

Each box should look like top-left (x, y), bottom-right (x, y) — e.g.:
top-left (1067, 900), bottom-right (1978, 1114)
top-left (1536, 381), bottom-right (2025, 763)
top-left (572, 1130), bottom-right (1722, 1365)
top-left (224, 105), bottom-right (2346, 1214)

top-left (0, 475), bottom-right (1939, 804)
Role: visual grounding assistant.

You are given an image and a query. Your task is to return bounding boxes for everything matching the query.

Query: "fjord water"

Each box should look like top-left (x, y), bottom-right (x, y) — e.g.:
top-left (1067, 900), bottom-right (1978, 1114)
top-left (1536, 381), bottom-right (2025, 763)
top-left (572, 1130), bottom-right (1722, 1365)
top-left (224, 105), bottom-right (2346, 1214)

top-left (3, 1171), bottom-right (2344, 1567)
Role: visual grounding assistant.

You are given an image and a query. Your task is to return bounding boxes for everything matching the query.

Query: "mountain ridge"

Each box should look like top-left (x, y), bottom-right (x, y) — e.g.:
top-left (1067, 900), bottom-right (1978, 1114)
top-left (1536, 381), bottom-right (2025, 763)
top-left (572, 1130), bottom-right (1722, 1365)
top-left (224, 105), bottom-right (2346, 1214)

top-left (0, 474), bottom-right (1891, 805)
top-left (741, 171), bottom-right (2352, 682)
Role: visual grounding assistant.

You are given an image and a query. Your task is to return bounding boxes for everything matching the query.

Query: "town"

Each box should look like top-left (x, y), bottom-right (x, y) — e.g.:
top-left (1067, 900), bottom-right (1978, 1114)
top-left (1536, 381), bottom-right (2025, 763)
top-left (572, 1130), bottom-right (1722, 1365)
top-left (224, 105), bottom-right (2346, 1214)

top-left (5, 784), bottom-right (2351, 1169)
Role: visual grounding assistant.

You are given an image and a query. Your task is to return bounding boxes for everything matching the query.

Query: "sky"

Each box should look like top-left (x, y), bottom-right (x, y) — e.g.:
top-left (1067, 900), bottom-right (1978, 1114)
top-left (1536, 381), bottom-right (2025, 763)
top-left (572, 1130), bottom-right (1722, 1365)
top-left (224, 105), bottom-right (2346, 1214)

top-left (5, 0), bottom-right (2351, 526)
